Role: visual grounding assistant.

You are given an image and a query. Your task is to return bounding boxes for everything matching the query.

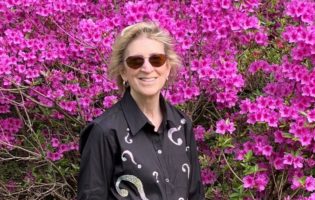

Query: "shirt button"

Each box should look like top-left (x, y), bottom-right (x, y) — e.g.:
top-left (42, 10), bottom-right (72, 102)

top-left (157, 149), bottom-right (162, 154)
top-left (165, 178), bottom-right (169, 182)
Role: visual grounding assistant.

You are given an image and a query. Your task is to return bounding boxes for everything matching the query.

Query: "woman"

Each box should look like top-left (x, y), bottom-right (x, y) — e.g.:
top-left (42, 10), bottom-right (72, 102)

top-left (78, 22), bottom-right (204, 200)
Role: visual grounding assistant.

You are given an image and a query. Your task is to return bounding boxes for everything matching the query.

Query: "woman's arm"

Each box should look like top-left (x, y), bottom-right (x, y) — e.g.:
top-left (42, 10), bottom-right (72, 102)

top-left (78, 123), bottom-right (115, 200)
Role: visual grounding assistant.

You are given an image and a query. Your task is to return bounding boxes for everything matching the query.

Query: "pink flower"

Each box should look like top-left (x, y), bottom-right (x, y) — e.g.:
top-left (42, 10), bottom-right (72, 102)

top-left (103, 95), bottom-right (117, 108)
top-left (298, 133), bottom-right (312, 146)
top-left (254, 32), bottom-right (268, 46)
top-left (235, 149), bottom-right (246, 160)
top-left (6, 180), bottom-right (16, 192)
top-left (59, 100), bottom-right (77, 113)
top-left (69, 142), bottom-right (79, 151)
top-left (58, 144), bottom-right (70, 153)
top-left (307, 109), bottom-right (315, 123)
top-left (201, 168), bottom-right (217, 185)
top-left (306, 159), bottom-right (315, 168)
top-left (51, 138), bottom-right (60, 148)
top-left (301, 12), bottom-right (314, 24)
top-left (184, 86), bottom-right (199, 100)
top-left (293, 156), bottom-right (304, 169)
top-left (193, 125), bottom-right (206, 141)
top-left (215, 119), bottom-right (236, 134)
top-left (291, 176), bottom-right (303, 190)
top-left (243, 175), bottom-right (255, 189)
top-left (262, 145), bottom-right (273, 157)
top-left (266, 115), bottom-right (278, 127)
top-left (46, 151), bottom-right (63, 161)
top-left (274, 130), bottom-right (285, 143)
top-left (248, 60), bottom-right (269, 74)
top-left (240, 99), bottom-right (251, 114)
top-left (283, 153), bottom-right (294, 165)
top-left (242, 173), bottom-right (269, 191)
top-left (242, 16), bottom-right (259, 30)
top-left (274, 157), bottom-right (284, 170)
top-left (305, 32), bottom-right (315, 45)
top-left (221, 0), bottom-right (231, 9)
top-left (255, 173), bottom-right (269, 191)
top-left (79, 97), bottom-right (92, 108)
top-left (243, 142), bottom-right (254, 152)
top-left (308, 193), bottom-right (315, 200)
top-left (306, 176), bottom-right (315, 192)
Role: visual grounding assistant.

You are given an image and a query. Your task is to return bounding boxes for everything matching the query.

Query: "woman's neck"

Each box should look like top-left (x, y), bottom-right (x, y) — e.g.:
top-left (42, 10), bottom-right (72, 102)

top-left (130, 90), bottom-right (162, 131)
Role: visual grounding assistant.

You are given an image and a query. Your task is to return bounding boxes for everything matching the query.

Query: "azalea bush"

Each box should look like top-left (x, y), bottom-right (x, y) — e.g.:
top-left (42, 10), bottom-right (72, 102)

top-left (0, 0), bottom-right (315, 199)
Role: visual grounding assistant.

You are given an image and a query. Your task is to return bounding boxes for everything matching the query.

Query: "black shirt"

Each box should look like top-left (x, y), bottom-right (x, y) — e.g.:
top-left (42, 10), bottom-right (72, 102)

top-left (78, 88), bottom-right (205, 200)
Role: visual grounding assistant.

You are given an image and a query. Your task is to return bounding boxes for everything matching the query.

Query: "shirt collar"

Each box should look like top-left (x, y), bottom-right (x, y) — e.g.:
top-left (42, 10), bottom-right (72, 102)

top-left (120, 87), bottom-right (177, 136)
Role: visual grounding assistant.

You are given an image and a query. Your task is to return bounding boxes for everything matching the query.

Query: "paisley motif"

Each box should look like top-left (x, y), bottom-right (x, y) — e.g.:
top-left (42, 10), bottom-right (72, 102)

top-left (115, 175), bottom-right (149, 200)
top-left (121, 150), bottom-right (142, 168)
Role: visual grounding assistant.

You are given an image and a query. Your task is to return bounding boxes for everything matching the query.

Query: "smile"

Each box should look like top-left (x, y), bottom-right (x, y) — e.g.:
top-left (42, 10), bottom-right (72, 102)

top-left (139, 77), bottom-right (157, 82)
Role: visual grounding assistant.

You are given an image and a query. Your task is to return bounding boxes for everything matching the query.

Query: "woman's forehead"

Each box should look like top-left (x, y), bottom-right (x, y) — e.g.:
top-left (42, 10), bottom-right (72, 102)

top-left (125, 36), bottom-right (165, 56)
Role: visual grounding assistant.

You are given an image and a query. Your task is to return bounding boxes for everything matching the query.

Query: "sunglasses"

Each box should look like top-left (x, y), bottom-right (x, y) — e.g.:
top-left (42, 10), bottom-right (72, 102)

top-left (125, 54), bottom-right (167, 69)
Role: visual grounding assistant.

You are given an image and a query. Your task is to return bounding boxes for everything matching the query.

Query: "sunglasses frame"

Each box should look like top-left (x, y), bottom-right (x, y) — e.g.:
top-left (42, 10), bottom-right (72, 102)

top-left (124, 53), bottom-right (167, 69)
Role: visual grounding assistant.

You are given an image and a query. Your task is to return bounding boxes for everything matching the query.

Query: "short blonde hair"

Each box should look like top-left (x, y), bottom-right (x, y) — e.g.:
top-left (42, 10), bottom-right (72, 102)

top-left (108, 21), bottom-right (181, 94)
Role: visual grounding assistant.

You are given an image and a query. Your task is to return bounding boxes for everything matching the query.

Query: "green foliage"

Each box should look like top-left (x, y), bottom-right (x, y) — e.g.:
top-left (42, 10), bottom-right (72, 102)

top-left (217, 135), bottom-right (234, 148)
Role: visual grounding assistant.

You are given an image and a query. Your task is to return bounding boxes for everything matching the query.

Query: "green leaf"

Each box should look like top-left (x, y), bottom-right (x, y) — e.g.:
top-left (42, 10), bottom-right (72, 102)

top-left (217, 136), bottom-right (234, 148)
top-left (299, 176), bottom-right (306, 185)
top-left (230, 192), bottom-right (242, 198)
top-left (244, 150), bottom-right (253, 162)
top-left (292, 137), bottom-right (299, 142)
top-left (244, 164), bottom-right (259, 175)
top-left (283, 132), bottom-right (293, 139)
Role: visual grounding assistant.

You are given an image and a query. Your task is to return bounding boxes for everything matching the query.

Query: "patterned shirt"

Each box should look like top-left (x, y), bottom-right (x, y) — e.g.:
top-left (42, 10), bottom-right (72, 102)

top-left (78, 88), bottom-right (205, 200)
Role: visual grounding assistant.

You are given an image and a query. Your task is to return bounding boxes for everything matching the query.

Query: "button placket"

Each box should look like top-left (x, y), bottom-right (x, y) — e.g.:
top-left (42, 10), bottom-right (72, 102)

top-left (150, 129), bottom-right (170, 199)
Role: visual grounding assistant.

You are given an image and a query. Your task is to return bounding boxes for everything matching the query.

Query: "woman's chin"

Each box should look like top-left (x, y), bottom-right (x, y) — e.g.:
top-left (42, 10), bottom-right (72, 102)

top-left (131, 87), bottom-right (162, 99)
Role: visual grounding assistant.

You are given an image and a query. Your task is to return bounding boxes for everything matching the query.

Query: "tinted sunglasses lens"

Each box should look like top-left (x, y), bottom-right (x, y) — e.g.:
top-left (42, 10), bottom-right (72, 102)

top-left (149, 54), bottom-right (167, 67)
top-left (126, 56), bottom-right (144, 69)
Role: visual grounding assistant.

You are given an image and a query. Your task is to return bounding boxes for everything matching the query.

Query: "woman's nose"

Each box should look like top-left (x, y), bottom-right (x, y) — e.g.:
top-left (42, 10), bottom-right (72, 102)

top-left (140, 59), bottom-right (154, 72)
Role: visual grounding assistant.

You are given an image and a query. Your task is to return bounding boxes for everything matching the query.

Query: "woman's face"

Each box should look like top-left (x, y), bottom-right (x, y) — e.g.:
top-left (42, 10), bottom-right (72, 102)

top-left (121, 36), bottom-right (171, 99)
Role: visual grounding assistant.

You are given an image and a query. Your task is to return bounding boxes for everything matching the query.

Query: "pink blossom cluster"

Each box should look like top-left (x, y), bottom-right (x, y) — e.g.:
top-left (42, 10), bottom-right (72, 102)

top-left (240, 96), bottom-right (281, 127)
top-left (201, 168), bottom-right (217, 185)
top-left (0, 118), bottom-right (23, 149)
top-left (46, 137), bottom-right (79, 161)
top-left (285, 0), bottom-right (315, 24)
top-left (243, 173), bottom-right (269, 191)
top-left (193, 125), bottom-right (207, 141)
top-left (235, 134), bottom-right (273, 160)
top-left (290, 171), bottom-right (315, 193)
top-left (215, 119), bottom-right (236, 134)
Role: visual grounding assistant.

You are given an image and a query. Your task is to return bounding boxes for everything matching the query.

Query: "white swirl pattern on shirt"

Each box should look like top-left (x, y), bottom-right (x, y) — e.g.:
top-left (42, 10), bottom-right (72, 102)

top-left (124, 131), bottom-right (133, 144)
top-left (115, 175), bottom-right (149, 200)
top-left (182, 163), bottom-right (190, 179)
top-left (152, 171), bottom-right (159, 183)
top-left (121, 150), bottom-right (142, 169)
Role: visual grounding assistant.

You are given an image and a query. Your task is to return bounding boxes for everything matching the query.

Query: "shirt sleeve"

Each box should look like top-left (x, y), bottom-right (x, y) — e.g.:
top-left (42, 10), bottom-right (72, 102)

top-left (186, 120), bottom-right (205, 200)
top-left (78, 122), bottom-right (116, 200)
